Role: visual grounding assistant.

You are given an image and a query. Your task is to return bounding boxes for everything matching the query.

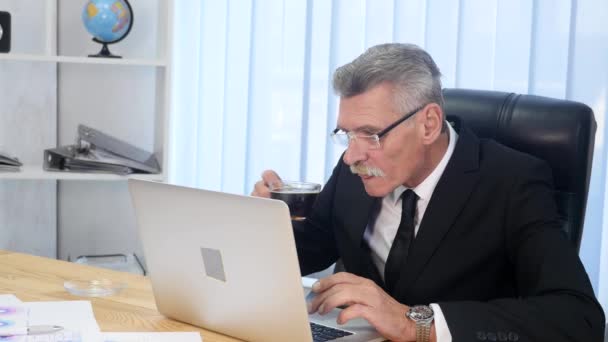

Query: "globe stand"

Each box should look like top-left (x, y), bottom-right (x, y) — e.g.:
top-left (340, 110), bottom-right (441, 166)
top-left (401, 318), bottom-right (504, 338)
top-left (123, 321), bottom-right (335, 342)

top-left (89, 41), bottom-right (121, 59)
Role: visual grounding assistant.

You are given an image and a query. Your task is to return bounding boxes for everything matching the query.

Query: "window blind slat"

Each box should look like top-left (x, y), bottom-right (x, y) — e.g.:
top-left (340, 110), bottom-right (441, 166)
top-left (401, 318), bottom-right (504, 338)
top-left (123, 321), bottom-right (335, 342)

top-left (222, 0), bottom-right (253, 194)
top-left (456, 0), bottom-right (498, 89)
top-left (494, 0), bottom-right (534, 93)
top-left (528, 0), bottom-right (572, 98)
top-left (197, 0), bottom-right (228, 190)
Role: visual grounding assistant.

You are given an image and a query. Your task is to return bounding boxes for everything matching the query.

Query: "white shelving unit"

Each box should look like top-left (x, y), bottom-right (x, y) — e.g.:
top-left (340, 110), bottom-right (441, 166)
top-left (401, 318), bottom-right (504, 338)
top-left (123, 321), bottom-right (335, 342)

top-left (0, 165), bottom-right (164, 181)
top-left (0, 0), bottom-right (173, 261)
top-left (0, 53), bottom-right (166, 66)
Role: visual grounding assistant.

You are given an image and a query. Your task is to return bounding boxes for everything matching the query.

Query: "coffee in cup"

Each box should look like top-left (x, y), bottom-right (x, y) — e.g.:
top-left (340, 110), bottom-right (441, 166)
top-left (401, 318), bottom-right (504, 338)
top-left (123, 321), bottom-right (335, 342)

top-left (269, 181), bottom-right (321, 221)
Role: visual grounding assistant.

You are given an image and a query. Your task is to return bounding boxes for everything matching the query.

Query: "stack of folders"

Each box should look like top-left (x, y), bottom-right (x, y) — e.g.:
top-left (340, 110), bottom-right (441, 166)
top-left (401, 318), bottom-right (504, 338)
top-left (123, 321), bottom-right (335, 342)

top-left (44, 125), bottom-right (161, 175)
top-left (0, 150), bottom-right (22, 172)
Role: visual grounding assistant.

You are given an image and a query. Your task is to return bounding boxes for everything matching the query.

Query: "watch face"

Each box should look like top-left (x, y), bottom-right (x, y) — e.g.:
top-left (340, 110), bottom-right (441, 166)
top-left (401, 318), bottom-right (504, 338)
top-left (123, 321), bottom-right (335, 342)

top-left (408, 305), bottom-right (434, 321)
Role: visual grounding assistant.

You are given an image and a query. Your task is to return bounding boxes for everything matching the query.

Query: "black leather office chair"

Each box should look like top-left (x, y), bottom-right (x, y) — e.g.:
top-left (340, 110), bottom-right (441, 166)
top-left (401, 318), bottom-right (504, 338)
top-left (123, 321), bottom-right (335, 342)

top-left (443, 88), bottom-right (596, 252)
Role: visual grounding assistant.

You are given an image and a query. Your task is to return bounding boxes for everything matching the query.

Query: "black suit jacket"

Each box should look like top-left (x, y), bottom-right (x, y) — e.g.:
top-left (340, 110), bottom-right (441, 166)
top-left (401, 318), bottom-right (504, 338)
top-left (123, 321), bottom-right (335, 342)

top-left (293, 122), bottom-right (605, 341)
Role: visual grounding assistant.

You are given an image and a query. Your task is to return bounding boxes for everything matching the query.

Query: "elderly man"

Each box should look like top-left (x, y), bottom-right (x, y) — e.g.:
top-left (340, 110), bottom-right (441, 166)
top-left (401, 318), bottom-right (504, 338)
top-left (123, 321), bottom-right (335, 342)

top-left (252, 43), bottom-right (605, 341)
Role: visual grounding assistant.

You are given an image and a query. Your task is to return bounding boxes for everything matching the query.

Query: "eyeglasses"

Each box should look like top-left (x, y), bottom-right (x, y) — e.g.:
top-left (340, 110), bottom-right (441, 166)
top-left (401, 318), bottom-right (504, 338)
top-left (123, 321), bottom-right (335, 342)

top-left (330, 104), bottom-right (426, 150)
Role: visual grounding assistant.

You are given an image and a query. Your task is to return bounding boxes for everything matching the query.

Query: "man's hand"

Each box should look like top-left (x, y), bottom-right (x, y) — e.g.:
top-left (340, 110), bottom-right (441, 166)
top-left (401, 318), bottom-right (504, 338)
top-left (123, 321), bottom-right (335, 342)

top-left (308, 272), bottom-right (423, 342)
top-left (250, 170), bottom-right (282, 198)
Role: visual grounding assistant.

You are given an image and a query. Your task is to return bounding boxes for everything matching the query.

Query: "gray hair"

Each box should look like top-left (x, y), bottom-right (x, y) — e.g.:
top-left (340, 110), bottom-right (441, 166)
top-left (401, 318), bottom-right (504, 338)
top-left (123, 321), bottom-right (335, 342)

top-left (333, 43), bottom-right (444, 114)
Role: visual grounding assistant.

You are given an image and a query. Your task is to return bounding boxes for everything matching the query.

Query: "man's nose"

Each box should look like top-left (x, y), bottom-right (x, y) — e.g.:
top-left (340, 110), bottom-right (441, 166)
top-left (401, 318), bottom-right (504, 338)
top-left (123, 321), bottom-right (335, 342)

top-left (342, 141), bottom-right (367, 166)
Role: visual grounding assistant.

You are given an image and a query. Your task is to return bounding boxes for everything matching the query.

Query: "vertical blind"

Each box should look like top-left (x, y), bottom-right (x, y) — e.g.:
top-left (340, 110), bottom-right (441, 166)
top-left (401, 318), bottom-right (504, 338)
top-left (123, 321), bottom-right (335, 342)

top-left (170, 0), bottom-right (608, 311)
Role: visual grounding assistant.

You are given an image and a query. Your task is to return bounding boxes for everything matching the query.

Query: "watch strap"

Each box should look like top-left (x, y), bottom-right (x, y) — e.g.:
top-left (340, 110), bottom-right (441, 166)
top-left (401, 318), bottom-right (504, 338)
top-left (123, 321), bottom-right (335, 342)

top-left (415, 320), bottom-right (432, 342)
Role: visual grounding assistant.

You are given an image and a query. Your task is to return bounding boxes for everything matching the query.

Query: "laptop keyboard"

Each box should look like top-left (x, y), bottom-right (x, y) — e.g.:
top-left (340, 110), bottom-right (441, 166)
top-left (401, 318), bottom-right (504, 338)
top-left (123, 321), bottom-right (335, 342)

top-left (310, 322), bottom-right (353, 341)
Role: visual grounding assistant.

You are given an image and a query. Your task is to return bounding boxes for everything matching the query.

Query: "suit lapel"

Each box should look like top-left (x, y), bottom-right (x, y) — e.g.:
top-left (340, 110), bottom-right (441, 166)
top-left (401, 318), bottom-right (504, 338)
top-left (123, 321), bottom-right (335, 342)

top-left (394, 124), bottom-right (481, 300)
top-left (339, 173), bottom-right (377, 247)
top-left (335, 169), bottom-right (382, 284)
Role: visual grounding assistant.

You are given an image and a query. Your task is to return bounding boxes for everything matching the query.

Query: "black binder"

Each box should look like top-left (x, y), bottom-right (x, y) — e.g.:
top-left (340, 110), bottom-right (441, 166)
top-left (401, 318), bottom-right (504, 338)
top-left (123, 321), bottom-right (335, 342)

top-left (44, 125), bottom-right (161, 175)
top-left (0, 150), bottom-right (21, 171)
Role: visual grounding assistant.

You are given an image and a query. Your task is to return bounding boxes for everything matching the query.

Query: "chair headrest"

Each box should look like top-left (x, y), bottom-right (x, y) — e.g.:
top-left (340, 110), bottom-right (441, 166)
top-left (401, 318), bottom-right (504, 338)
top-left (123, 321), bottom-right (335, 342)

top-left (443, 88), bottom-right (596, 194)
top-left (443, 88), bottom-right (596, 251)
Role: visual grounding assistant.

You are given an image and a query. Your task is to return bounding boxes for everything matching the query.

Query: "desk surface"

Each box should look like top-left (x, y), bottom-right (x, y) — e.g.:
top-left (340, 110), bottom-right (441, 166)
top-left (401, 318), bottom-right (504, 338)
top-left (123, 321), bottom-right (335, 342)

top-left (0, 250), bottom-right (241, 342)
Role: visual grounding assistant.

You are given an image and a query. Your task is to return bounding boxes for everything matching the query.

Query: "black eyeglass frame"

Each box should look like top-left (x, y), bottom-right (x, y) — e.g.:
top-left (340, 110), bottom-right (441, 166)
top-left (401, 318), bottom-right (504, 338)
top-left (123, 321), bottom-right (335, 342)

top-left (331, 104), bottom-right (427, 145)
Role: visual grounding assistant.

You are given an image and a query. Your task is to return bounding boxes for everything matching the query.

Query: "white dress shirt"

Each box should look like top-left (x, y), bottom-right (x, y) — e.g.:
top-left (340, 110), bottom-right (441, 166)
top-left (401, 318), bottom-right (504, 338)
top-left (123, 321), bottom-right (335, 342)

top-left (363, 122), bottom-right (458, 342)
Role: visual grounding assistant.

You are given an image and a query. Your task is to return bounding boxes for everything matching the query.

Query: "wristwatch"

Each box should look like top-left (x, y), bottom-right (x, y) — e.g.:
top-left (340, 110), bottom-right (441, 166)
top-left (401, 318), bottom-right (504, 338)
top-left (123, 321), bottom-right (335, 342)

top-left (407, 305), bottom-right (434, 342)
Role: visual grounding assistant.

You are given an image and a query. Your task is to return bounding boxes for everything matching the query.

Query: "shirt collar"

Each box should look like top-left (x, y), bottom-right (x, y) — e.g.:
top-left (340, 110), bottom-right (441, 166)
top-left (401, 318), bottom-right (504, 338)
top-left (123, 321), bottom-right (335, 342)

top-left (391, 122), bottom-right (459, 204)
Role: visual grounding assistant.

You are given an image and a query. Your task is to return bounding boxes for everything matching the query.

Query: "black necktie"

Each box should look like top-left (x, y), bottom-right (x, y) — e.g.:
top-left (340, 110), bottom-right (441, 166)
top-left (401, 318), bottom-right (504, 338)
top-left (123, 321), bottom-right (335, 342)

top-left (384, 189), bottom-right (418, 294)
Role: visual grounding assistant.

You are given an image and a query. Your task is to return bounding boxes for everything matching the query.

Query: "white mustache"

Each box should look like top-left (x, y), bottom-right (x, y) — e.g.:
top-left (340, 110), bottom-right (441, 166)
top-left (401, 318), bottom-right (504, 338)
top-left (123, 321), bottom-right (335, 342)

top-left (350, 163), bottom-right (385, 177)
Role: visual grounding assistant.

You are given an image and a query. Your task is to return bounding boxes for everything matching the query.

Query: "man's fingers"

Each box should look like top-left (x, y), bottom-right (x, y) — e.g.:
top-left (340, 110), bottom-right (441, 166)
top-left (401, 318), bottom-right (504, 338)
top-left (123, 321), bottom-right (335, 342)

top-left (309, 283), bottom-right (348, 314)
top-left (310, 283), bottom-right (375, 315)
top-left (261, 170), bottom-right (282, 188)
top-left (318, 290), bottom-right (359, 315)
top-left (251, 180), bottom-right (271, 198)
top-left (251, 170), bottom-right (282, 197)
top-left (337, 303), bottom-right (370, 325)
top-left (308, 272), bottom-right (370, 313)
top-left (313, 272), bottom-right (370, 293)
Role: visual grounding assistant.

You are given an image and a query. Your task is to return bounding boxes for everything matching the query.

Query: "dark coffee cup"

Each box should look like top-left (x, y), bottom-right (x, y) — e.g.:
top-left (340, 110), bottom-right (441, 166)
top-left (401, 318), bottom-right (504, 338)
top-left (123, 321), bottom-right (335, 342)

top-left (269, 181), bottom-right (321, 221)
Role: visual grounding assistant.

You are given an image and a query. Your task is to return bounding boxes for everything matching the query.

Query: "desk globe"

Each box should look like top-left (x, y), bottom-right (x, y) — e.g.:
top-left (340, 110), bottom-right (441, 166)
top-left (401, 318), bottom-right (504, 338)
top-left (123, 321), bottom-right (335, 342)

top-left (82, 0), bottom-right (133, 58)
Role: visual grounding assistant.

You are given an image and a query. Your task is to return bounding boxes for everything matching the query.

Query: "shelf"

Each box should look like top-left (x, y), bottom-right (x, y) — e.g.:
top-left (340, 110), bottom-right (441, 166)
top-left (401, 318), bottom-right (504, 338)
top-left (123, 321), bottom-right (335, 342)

top-left (0, 165), bottom-right (164, 181)
top-left (0, 54), bottom-right (166, 67)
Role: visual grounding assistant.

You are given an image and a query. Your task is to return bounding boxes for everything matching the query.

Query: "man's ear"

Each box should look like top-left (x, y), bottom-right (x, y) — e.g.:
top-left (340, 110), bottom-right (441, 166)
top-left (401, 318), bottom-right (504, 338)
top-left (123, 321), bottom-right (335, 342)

top-left (420, 103), bottom-right (443, 144)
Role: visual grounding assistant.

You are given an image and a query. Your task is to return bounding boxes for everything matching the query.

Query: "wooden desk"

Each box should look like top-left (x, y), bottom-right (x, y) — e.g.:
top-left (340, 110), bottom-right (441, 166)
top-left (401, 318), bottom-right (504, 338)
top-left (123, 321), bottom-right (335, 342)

top-left (0, 250), bottom-right (241, 342)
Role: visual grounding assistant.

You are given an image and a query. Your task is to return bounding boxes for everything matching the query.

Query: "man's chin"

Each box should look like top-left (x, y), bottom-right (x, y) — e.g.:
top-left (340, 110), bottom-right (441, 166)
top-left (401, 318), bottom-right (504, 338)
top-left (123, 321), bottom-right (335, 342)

top-left (360, 175), bottom-right (392, 197)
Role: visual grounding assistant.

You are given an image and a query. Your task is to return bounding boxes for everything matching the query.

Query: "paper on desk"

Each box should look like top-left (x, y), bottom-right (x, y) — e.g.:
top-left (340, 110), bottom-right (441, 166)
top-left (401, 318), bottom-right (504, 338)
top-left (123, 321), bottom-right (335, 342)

top-left (102, 332), bottom-right (202, 342)
top-left (25, 301), bottom-right (103, 341)
top-left (0, 294), bottom-right (28, 337)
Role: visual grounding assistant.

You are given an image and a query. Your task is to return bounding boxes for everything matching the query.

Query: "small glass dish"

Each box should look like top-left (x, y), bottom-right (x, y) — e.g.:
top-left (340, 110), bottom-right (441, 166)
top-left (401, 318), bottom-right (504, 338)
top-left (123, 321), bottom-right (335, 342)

top-left (64, 279), bottom-right (126, 297)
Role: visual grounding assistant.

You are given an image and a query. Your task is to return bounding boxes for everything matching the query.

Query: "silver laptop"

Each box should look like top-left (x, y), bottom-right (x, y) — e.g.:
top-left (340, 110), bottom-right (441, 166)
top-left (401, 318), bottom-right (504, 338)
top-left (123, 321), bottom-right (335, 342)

top-left (128, 179), bottom-right (383, 342)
